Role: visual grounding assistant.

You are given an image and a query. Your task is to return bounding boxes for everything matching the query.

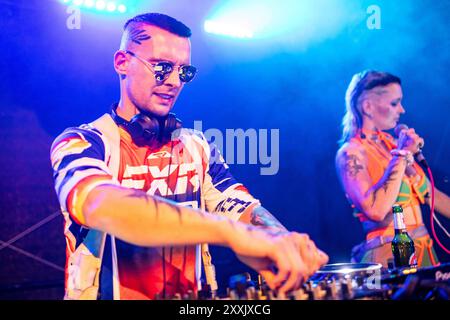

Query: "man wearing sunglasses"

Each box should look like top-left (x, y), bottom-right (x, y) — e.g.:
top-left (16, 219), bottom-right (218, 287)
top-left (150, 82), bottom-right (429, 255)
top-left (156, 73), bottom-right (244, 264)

top-left (50, 13), bottom-right (327, 300)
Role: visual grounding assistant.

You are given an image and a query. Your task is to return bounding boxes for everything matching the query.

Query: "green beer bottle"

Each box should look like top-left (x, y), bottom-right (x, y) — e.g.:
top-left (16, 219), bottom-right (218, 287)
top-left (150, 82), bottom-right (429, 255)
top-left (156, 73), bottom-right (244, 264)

top-left (391, 204), bottom-right (418, 268)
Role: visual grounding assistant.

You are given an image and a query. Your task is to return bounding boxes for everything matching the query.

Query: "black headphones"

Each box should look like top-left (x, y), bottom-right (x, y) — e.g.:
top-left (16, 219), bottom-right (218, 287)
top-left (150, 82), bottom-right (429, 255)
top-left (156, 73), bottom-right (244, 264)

top-left (111, 103), bottom-right (182, 146)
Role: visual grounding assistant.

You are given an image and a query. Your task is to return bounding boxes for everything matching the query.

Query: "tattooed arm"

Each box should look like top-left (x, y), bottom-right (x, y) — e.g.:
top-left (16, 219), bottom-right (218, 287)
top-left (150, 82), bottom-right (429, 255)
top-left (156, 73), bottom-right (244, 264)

top-left (83, 184), bottom-right (247, 247)
top-left (335, 143), bottom-right (408, 221)
top-left (82, 184), bottom-right (327, 292)
top-left (239, 205), bottom-right (288, 233)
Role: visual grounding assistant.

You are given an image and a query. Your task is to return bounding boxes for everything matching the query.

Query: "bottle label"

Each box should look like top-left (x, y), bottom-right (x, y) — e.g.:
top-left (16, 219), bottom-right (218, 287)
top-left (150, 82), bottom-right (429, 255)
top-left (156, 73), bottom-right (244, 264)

top-left (409, 252), bottom-right (418, 267)
top-left (393, 211), bottom-right (406, 230)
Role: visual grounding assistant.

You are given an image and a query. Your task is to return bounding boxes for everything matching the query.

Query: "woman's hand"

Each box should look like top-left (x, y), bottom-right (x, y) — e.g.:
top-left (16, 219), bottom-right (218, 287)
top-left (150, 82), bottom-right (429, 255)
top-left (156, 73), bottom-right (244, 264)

top-left (397, 127), bottom-right (425, 154)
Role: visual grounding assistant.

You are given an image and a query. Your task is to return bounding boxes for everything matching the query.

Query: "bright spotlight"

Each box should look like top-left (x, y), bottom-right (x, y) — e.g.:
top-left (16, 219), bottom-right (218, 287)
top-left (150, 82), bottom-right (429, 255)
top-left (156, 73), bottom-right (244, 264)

top-left (95, 0), bottom-right (106, 10)
top-left (84, 0), bottom-right (95, 8)
top-left (205, 0), bottom-right (353, 44)
top-left (106, 2), bottom-right (116, 12)
top-left (204, 20), bottom-right (254, 39)
top-left (117, 4), bottom-right (127, 13)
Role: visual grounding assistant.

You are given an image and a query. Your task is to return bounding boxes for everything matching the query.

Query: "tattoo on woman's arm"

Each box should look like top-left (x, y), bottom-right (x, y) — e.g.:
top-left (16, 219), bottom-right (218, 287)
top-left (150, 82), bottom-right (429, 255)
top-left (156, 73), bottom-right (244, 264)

top-left (343, 153), bottom-right (364, 178)
top-left (371, 169), bottom-right (399, 207)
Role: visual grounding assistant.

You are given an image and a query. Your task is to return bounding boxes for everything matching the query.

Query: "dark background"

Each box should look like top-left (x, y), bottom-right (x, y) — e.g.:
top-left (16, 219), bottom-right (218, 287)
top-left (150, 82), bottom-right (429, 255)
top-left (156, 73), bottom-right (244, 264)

top-left (1, 0), bottom-right (449, 299)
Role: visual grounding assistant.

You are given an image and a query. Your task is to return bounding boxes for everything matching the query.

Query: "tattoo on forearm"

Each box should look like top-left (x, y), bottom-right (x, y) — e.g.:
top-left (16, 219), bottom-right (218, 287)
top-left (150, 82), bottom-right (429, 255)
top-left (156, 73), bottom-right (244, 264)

top-left (125, 189), bottom-right (173, 222)
top-left (384, 170), bottom-right (398, 190)
top-left (343, 152), bottom-right (364, 178)
top-left (130, 29), bottom-right (151, 45)
top-left (371, 169), bottom-right (399, 207)
top-left (250, 208), bottom-right (285, 230)
top-left (125, 189), bottom-right (151, 203)
top-left (371, 192), bottom-right (377, 208)
top-left (174, 205), bottom-right (182, 224)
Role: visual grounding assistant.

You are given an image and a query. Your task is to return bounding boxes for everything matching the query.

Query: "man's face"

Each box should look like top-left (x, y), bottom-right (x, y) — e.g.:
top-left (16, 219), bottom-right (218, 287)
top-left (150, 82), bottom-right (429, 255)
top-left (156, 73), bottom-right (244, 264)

top-left (124, 25), bottom-right (191, 117)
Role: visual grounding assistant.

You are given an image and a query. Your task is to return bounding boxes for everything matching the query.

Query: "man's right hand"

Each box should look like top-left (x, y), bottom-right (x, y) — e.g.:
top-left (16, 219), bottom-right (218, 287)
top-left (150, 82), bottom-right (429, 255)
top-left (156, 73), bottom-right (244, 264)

top-left (227, 226), bottom-right (328, 294)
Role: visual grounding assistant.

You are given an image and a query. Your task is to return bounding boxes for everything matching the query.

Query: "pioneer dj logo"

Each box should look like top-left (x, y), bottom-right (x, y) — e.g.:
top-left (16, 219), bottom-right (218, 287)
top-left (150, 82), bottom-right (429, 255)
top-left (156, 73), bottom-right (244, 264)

top-left (435, 271), bottom-right (450, 282)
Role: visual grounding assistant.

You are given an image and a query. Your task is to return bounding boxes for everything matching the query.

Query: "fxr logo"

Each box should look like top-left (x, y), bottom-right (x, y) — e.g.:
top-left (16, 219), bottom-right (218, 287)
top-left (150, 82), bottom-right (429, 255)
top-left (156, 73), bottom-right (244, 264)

top-left (121, 163), bottom-right (200, 196)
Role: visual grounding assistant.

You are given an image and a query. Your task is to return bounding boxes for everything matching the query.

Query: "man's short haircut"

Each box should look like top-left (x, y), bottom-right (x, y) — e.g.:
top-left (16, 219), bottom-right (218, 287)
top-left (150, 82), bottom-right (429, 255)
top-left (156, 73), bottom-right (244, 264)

top-left (124, 13), bottom-right (191, 38)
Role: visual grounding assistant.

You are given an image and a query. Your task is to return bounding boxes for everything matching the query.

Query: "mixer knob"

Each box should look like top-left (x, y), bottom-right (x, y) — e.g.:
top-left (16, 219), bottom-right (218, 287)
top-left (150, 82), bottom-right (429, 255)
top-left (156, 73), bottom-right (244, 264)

top-left (340, 278), bottom-right (354, 300)
top-left (277, 291), bottom-right (288, 300)
top-left (229, 289), bottom-right (239, 300)
top-left (173, 293), bottom-right (181, 300)
top-left (328, 279), bottom-right (340, 300)
top-left (246, 286), bottom-right (256, 300)
top-left (293, 288), bottom-right (309, 300)
top-left (312, 285), bottom-right (327, 300)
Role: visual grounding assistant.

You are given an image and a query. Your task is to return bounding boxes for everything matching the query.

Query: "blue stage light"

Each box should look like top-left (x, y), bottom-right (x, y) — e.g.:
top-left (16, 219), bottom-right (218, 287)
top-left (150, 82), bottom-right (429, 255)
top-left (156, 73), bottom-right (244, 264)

top-left (58, 1), bottom-right (153, 16)
top-left (106, 2), bottom-right (116, 12)
top-left (95, 0), bottom-right (106, 10)
top-left (117, 4), bottom-right (127, 13)
top-left (205, 0), bottom-right (355, 44)
top-left (84, 0), bottom-right (95, 8)
top-left (204, 20), bottom-right (253, 39)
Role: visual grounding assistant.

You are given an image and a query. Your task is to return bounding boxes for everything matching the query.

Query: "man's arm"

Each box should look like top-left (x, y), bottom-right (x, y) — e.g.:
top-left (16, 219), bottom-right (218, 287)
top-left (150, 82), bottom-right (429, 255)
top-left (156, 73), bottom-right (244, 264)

top-left (84, 184), bottom-right (245, 247)
top-left (83, 184), bottom-right (324, 293)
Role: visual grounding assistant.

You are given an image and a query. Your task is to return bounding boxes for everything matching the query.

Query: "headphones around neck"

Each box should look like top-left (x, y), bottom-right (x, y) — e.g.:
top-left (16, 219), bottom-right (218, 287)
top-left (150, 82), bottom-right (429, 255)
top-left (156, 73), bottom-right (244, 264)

top-left (111, 103), bottom-right (182, 146)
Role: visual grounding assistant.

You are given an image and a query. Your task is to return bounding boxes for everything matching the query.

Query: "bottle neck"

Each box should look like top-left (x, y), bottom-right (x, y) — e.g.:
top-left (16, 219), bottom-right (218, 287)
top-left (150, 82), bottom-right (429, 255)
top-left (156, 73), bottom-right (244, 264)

top-left (393, 211), bottom-right (406, 231)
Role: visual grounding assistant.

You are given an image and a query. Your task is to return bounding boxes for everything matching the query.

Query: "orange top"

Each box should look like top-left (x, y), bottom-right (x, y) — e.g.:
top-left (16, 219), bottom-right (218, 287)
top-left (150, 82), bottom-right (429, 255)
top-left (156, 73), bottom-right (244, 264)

top-left (348, 130), bottom-right (429, 234)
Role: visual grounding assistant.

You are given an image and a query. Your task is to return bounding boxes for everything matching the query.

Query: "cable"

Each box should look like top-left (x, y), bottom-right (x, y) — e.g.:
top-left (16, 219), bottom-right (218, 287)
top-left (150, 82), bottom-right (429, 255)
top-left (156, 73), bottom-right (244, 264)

top-left (433, 214), bottom-right (450, 238)
top-left (428, 167), bottom-right (450, 254)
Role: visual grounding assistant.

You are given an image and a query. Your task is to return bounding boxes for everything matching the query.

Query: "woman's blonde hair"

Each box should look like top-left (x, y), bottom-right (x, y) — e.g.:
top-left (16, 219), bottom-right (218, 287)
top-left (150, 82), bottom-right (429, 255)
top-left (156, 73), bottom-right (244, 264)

top-left (340, 70), bottom-right (401, 145)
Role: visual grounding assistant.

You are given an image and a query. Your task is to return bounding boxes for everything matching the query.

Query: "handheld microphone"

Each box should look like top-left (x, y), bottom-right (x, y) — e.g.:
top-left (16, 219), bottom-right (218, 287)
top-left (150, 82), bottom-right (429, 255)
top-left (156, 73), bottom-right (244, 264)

top-left (394, 124), bottom-right (429, 168)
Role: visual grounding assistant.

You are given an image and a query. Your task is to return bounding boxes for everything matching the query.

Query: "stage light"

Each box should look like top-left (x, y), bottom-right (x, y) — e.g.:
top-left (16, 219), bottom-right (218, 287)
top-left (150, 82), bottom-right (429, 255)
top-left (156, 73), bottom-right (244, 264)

top-left (84, 0), bottom-right (95, 8)
top-left (117, 4), bottom-right (127, 13)
top-left (95, 0), bottom-right (106, 10)
top-left (106, 2), bottom-right (116, 12)
top-left (205, 0), bottom-right (354, 44)
top-left (204, 20), bottom-right (253, 39)
top-left (59, 0), bottom-right (130, 14)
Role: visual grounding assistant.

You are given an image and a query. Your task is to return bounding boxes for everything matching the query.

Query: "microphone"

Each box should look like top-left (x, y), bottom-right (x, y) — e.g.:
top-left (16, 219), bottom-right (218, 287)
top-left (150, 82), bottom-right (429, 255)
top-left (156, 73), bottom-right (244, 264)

top-left (394, 124), bottom-right (429, 168)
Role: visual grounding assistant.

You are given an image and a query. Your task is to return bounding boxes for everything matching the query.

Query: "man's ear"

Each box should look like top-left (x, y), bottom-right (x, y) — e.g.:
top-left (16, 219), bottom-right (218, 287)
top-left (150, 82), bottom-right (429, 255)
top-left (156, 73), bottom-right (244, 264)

top-left (114, 50), bottom-right (128, 78)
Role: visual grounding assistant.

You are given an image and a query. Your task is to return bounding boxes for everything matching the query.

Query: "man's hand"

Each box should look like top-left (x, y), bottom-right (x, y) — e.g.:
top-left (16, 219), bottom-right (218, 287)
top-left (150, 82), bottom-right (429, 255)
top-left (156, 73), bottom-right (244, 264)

top-left (227, 227), bottom-right (328, 294)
